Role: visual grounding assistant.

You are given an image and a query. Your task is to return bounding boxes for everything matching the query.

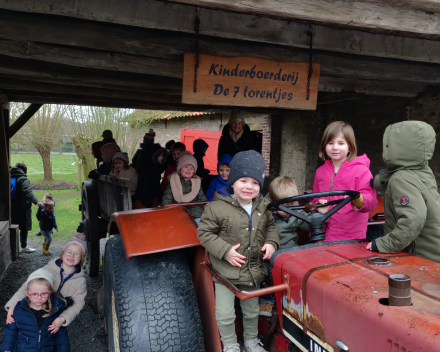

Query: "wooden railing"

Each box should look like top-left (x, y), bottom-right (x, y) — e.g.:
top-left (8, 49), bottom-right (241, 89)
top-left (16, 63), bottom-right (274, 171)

top-left (98, 175), bottom-right (132, 220)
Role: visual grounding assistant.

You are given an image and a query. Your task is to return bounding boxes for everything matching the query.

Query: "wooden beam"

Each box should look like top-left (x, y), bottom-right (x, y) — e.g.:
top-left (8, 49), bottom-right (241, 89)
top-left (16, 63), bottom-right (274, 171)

top-left (164, 0), bottom-right (440, 37)
top-left (0, 101), bottom-right (10, 221)
top-left (318, 76), bottom-right (424, 98)
top-left (0, 4), bottom-right (440, 64)
top-left (2, 0), bottom-right (439, 38)
top-left (0, 55), bottom-right (182, 93)
top-left (0, 78), bottom-right (181, 105)
top-left (0, 33), bottom-right (439, 86)
top-left (9, 103), bottom-right (42, 138)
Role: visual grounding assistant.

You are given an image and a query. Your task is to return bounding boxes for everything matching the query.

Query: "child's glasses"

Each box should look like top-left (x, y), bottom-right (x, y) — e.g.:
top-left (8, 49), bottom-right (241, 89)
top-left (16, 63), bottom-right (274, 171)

top-left (27, 292), bottom-right (51, 299)
top-left (64, 250), bottom-right (81, 257)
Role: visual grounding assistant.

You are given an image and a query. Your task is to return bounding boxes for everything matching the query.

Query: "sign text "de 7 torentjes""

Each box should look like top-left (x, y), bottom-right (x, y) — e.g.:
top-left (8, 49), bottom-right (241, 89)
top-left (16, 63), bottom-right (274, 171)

top-left (182, 53), bottom-right (320, 110)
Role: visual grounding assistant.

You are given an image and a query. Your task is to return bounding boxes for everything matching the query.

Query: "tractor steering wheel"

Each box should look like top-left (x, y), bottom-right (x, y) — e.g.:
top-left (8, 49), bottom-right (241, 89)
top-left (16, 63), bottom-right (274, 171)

top-left (268, 190), bottom-right (360, 242)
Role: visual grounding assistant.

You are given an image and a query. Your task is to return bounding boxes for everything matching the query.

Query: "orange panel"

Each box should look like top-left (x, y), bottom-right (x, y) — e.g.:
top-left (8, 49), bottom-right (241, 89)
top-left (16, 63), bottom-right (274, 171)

top-left (369, 195), bottom-right (384, 218)
top-left (109, 205), bottom-right (200, 260)
top-left (180, 128), bottom-right (222, 174)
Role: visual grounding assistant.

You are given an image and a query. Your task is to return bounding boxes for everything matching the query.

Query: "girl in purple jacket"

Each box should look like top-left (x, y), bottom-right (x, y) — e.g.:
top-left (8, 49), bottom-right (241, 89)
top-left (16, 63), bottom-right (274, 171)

top-left (313, 121), bottom-right (377, 241)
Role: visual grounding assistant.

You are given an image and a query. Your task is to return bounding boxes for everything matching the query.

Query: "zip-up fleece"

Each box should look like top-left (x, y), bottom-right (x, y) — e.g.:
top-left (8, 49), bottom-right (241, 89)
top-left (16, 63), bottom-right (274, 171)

top-left (5, 259), bottom-right (86, 326)
top-left (313, 154), bottom-right (378, 241)
top-left (0, 295), bottom-right (70, 352)
top-left (197, 187), bottom-right (279, 285)
top-left (374, 121), bottom-right (440, 263)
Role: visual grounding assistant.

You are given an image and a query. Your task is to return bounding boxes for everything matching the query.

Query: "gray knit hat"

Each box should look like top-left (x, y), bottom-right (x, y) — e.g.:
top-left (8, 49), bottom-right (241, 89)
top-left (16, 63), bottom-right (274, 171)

top-left (228, 110), bottom-right (246, 125)
top-left (26, 268), bottom-right (55, 287)
top-left (228, 150), bottom-right (266, 188)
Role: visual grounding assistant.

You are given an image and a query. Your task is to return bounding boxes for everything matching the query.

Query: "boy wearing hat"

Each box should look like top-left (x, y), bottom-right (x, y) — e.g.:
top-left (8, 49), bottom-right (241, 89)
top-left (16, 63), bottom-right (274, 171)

top-left (197, 150), bottom-right (279, 352)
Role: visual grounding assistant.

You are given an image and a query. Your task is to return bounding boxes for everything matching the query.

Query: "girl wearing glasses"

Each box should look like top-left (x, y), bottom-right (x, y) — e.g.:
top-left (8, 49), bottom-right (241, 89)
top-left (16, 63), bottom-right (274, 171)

top-left (4, 234), bottom-right (87, 335)
top-left (1, 268), bottom-right (70, 352)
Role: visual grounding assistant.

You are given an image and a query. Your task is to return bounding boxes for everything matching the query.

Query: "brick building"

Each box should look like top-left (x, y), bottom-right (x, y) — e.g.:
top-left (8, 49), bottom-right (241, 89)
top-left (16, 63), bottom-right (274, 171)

top-left (135, 111), bottom-right (272, 175)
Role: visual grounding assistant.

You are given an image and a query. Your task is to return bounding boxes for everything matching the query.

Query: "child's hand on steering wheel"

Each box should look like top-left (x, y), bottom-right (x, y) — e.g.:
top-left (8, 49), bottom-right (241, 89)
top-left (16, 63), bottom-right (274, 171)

top-left (317, 199), bottom-right (329, 214)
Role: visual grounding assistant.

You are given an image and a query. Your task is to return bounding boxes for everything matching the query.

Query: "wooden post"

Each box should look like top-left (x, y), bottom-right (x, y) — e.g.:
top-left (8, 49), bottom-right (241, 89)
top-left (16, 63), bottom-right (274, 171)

top-left (0, 96), bottom-right (10, 222)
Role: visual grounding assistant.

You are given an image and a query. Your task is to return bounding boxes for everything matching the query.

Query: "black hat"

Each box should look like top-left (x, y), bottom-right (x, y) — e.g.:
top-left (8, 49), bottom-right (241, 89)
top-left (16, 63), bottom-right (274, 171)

top-left (228, 150), bottom-right (266, 189)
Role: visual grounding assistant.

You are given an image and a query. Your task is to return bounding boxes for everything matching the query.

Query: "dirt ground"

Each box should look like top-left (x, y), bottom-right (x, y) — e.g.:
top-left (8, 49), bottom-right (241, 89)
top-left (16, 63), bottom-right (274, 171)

top-left (0, 238), bottom-right (107, 352)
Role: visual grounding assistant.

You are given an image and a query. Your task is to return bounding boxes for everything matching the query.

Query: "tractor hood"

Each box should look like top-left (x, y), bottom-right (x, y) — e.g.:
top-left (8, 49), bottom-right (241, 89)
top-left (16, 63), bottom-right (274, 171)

top-left (271, 241), bottom-right (440, 352)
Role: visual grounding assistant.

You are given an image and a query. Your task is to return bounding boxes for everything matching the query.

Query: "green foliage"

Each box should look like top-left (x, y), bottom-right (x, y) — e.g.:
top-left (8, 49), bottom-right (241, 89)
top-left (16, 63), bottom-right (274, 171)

top-left (11, 154), bottom-right (78, 184)
top-left (30, 190), bottom-right (81, 244)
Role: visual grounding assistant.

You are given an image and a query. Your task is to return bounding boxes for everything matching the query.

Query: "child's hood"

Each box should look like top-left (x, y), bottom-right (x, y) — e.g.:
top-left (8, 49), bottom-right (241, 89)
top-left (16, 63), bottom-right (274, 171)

top-left (193, 139), bottom-right (209, 156)
top-left (383, 121), bottom-right (436, 172)
top-left (217, 154), bottom-right (233, 172)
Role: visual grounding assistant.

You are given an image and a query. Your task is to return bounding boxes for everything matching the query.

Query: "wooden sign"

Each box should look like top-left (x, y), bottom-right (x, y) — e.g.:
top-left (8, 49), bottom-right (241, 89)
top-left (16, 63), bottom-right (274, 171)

top-left (182, 53), bottom-right (320, 110)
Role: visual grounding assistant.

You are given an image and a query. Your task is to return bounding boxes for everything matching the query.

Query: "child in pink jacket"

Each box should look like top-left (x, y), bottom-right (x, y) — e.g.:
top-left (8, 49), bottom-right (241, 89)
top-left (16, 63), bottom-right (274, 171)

top-left (313, 121), bottom-right (377, 241)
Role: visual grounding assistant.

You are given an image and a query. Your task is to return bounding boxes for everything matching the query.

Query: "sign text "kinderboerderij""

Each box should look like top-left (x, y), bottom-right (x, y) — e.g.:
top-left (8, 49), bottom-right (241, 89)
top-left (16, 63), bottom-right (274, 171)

top-left (182, 53), bottom-right (320, 110)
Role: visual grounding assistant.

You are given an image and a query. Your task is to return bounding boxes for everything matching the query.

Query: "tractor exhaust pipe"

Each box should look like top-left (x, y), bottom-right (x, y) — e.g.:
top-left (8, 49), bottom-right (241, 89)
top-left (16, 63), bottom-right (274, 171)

top-left (388, 274), bottom-right (411, 306)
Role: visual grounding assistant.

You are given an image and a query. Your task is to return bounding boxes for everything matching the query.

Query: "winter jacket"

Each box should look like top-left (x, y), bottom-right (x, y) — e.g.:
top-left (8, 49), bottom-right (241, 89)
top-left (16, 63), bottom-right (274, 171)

top-left (10, 167), bottom-right (39, 231)
top-left (5, 259), bottom-right (86, 327)
top-left (161, 163), bottom-right (177, 194)
top-left (206, 154), bottom-right (233, 201)
top-left (161, 176), bottom-right (207, 218)
top-left (1, 295), bottom-right (70, 352)
top-left (373, 121), bottom-right (440, 263)
top-left (134, 143), bottom-right (163, 205)
top-left (193, 139), bottom-right (210, 178)
top-left (197, 187), bottom-right (279, 285)
top-left (217, 124), bottom-right (256, 159)
top-left (274, 211), bottom-right (310, 249)
top-left (110, 166), bottom-right (138, 196)
top-left (313, 154), bottom-right (378, 241)
top-left (36, 207), bottom-right (58, 232)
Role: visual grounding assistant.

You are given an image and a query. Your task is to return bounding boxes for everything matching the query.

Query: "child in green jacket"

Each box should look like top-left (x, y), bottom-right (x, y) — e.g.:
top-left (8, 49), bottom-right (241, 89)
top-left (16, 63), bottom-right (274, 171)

top-left (367, 121), bottom-right (440, 263)
top-left (197, 151), bottom-right (279, 352)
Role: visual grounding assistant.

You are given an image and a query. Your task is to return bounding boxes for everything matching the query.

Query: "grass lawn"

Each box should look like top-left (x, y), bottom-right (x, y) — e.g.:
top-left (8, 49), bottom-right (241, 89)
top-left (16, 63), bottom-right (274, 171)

top-left (29, 190), bottom-right (82, 245)
top-left (11, 153), bottom-right (79, 184)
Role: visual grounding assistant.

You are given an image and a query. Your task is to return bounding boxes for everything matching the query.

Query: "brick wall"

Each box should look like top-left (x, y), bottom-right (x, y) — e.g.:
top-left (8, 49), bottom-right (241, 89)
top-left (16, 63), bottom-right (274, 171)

top-left (262, 115), bottom-right (271, 176)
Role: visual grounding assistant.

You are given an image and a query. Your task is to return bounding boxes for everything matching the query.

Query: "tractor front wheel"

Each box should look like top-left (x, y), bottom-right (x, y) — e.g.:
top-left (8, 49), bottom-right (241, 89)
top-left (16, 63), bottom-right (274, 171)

top-left (104, 236), bottom-right (205, 352)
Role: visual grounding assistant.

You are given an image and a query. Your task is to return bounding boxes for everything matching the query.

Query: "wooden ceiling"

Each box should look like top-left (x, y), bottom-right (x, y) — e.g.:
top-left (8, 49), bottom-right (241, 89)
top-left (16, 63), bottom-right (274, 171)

top-left (0, 0), bottom-right (439, 111)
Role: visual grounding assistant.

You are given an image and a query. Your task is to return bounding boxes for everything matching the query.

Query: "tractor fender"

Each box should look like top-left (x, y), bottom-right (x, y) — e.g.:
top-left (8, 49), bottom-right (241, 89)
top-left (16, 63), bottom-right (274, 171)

top-left (108, 205), bottom-right (200, 260)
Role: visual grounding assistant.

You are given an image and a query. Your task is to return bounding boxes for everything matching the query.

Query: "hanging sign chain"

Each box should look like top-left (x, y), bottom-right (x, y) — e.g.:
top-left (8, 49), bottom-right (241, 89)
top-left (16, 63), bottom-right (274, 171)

top-left (306, 24), bottom-right (314, 100)
top-left (193, 7), bottom-right (201, 93)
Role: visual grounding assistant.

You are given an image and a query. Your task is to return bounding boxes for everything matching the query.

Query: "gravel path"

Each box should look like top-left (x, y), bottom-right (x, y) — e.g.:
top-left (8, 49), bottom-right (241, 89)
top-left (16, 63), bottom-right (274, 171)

top-left (0, 238), bottom-right (107, 352)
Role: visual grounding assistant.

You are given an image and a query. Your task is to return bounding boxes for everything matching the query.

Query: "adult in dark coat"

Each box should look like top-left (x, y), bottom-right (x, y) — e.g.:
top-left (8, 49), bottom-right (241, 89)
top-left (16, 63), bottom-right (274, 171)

top-left (193, 138), bottom-right (210, 178)
top-left (217, 110), bottom-right (256, 159)
top-left (91, 130), bottom-right (120, 168)
top-left (11, 163), bottom-right (42, 253)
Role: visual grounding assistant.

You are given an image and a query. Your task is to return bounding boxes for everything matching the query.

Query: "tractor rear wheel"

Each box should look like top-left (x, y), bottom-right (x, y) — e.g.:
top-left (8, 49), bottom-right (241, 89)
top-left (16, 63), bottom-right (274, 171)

top-left (366, 224), bottom-right (385, 242)
top-left (104, 236), bottom-right (205, 352)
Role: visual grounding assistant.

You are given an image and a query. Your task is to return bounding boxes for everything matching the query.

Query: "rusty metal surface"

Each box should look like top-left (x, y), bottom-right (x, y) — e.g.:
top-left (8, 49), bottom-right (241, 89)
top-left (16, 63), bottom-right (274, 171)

top-left (109, 205), bottom-right (201, 260)
top-left (192, 247), bottom-right (222, 352)
top-left (274, 242), bottom-right (440, 351)
top-left (204, 262), bottom-right (289, 300)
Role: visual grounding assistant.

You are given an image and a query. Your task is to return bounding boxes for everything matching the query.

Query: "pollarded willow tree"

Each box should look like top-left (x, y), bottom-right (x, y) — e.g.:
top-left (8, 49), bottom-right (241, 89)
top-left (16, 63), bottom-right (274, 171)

top-left (68, 106), bottom-right (145, 180)
top-left (10, 103), bottom-right (67, 182)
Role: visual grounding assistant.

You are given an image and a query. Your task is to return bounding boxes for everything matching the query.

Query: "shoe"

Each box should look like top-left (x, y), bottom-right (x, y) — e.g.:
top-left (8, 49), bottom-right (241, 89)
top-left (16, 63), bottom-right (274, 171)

top-left (224, 343), bottom-right (240, 352)
top-left (20, 246), bottom-right (36, 254)
top-left (259, 303), bottom-right (273, 317)
top-left (42, 242), bottom-right (52, 255)
top-left (244, 338), bottom-right (267, 352)
top-left (34, 231), bottom-right (42, 236)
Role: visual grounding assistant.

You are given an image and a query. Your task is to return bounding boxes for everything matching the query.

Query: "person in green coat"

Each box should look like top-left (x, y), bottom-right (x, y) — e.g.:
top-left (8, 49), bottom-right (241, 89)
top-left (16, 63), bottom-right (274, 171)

top-left (161, 151), bottom-right (207, 220)
top-left (367, 121), bottom-right (440, 263)
top-left (11, 163), bottom-right (42, 253)
top-left (197, 151), bottom-right (279, 352)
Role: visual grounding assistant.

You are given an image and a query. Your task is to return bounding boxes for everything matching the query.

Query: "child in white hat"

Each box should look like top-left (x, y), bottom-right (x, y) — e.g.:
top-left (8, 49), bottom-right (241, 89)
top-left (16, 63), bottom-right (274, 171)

top-left (1, 268), bottom-right (70, 352)
top-left (5, 234), bottom-right (87, 334)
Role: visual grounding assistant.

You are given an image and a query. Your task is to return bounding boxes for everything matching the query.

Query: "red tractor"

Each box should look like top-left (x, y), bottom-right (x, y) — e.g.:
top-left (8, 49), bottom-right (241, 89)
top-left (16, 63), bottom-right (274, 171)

top-left (82, 179), bottom-right (440, 351)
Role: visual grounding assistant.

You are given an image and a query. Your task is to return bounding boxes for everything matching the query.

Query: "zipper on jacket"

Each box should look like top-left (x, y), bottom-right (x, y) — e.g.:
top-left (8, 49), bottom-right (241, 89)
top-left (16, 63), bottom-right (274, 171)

top-left (38, 329), bottom-right (41, 350)
top-left (235, 197), bottom-right (263, 286)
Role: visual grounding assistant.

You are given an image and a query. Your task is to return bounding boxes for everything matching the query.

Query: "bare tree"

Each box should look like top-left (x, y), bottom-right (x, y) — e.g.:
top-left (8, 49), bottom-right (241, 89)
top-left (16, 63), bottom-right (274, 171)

top-left (10, 103), bottom-right (67, 181)
top-left (68, 106), bottom-right (144, 179)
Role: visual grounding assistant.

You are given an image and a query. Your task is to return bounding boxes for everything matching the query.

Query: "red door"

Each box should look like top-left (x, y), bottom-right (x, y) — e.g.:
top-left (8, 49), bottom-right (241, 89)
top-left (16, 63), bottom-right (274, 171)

top-left (180, 129), bottom-right (222, 174)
